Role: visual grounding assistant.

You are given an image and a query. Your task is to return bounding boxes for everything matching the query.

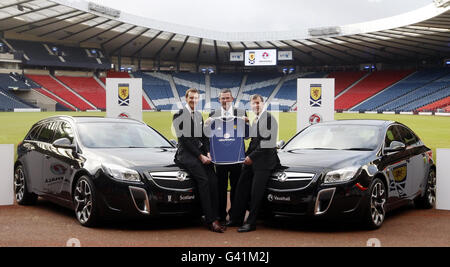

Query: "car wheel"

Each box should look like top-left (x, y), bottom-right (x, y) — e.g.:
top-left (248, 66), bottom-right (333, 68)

top-left (14, 165), bottom-right (38, 205)
top-left (73, 176), bottom-right (100, 227)
top-left (414, 169), bottom-right (436, 209)
top-left (363, 178), bottom-right (387, 230)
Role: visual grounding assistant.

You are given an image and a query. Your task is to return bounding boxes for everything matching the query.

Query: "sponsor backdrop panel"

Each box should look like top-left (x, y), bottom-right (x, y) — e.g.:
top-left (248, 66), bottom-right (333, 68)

top-left (106, 78), bottom-right (143, 121)
top-left (0, 144), bottom-right (14, 206)
top-left (244, 49), bottom-right (277, 66)
top-left (297, 78), bottom-right (335, 131)
top-left (437, 149), bottom-right (450, 210)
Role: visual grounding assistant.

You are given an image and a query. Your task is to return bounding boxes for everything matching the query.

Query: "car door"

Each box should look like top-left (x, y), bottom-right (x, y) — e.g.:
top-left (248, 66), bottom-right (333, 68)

top-left (382, 125), bottom-right (410, 200)
top-left (42, 120), bottom-right (76, 199)
top-left (20, 124), bottom-right (44, 193)
top-left (397, 125), bottom-right (426, 199)
top-left (35, 121), bottom-right (57, 194)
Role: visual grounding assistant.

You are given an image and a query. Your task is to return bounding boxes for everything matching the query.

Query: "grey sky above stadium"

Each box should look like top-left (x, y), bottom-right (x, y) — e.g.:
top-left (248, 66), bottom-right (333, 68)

top-left (88, 0), bottom-right (432, 32)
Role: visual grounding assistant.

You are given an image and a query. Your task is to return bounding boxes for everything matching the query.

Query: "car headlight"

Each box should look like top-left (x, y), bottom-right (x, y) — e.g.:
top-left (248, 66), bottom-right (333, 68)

top-left (102, 163), bottom-right (141, 182)
top-left (324, 166), bottom-right (360, 184)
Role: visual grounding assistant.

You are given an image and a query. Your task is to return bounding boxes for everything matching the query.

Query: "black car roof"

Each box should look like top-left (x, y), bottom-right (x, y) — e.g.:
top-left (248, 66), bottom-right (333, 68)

top-left (316, 119), bottom-right (394, 127)
top-left (36, 116), bottom-right (144, 125)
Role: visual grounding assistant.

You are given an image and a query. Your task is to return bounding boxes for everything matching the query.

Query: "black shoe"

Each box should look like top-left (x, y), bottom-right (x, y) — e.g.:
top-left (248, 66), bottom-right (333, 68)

top-left (237, 223), bottom-right (256, 233)
top-left (224, 220), bottom-right (241, 227)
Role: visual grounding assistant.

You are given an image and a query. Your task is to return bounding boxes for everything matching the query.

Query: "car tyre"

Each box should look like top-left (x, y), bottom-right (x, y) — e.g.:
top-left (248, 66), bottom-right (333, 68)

top-left (14, 165), bottom-right (38, 205)
top-left (73, 176), bottom-right (100, 227)
top-left (363, 178), bottom-right (387, 230)
top-left (414, 169), bottom-right (436, 209)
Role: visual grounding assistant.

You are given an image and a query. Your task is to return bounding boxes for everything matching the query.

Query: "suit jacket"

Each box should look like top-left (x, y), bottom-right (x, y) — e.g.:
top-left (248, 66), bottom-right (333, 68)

top-left (247, 111), bottom-right (280, 170)
top-left (173, 107), bottom-right (209, 167)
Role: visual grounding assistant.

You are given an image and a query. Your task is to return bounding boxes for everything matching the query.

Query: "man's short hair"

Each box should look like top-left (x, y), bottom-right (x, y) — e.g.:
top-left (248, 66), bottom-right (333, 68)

top-left (185, 88), bottom-right (199, 98)
top-left (250, 94), bottom-right (264, 102)
top-left (219, 89), bottom-right (233, 98)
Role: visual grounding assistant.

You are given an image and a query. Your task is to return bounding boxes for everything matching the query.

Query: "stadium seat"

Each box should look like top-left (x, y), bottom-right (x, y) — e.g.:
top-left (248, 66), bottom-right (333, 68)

top-left (56, 76), bottom-right (105, 110)
top-left (327, 71), bottom-right (367, 96)
top-left (418, 96), bottom-right (450, 112)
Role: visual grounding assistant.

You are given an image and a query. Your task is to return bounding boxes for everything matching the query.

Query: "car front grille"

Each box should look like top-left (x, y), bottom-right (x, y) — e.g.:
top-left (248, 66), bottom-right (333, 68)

top-left (146, 171), bottom-right (195, 191)
top-left (268, 172), bottom-right (316, 191)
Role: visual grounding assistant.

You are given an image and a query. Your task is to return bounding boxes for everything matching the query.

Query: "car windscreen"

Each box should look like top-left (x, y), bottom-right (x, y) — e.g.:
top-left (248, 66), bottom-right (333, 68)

top-left (77, 122), bottom-right (172, 149)
top-left (284, 124), bottom-right (381, 151)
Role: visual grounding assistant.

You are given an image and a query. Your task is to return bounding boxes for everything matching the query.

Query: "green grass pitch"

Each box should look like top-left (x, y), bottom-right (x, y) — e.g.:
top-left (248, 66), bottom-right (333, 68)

top-left (1, 111), bottom-right (449, 161)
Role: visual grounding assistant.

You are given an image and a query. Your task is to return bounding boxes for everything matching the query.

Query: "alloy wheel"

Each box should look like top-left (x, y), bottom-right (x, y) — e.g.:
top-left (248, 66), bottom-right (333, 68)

top-left (427, 171), bottom-right (436, 207)
top-left (370, 181), bottom-right (386, 227)
top-left (14, 167), bottom-right (25, 202)
top-left (74, 179), bottom-right (93, 224)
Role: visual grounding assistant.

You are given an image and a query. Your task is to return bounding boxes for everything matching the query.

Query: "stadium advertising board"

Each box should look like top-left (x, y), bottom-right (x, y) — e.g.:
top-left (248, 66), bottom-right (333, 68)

top-left (106, 78), bottom-right (143, 121)
top-left (278, 51), bottom-right (293, 61)
top-left (297, 78), bottom-right (335, 131)
top-left (244, 49), bottom-right (277, 66)
top-left (230, 52), bottom-right (244, 62)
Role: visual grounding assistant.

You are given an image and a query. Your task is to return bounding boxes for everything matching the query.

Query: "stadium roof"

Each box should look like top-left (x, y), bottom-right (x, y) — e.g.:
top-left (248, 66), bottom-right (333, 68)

top-left (0, 0), bottom-right (449, 66)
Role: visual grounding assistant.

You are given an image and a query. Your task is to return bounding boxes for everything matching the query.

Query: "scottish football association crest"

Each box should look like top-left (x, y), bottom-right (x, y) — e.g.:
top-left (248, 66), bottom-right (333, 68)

top-left (118, 83), bottom-right (130, 106)
top-left (310, 84), bottom-right (322, 107)
top-left (248, 51), bottom-right (256, 65)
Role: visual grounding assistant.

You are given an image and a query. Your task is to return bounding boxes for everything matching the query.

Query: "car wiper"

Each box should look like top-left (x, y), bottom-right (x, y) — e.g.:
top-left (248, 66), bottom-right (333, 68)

top-left (308, 148), bottom-right (339, 150)
top-left (342, 148), bottom-right (373, 151)
top-left (156, 146), bottom-right (175, 148)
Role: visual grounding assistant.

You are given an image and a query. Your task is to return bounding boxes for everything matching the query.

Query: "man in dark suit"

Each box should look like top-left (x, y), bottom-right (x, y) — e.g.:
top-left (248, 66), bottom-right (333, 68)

top-left (206, 89), bottom-right (248, 222)
top-left (226, 94), bottom-right (280, 232)
top-left (173, 88), bottom-right (225, 233)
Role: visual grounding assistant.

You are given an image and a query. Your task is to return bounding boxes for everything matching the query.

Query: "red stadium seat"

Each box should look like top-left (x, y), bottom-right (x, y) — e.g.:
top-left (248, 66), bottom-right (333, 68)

top-left (418, 96), bottom-right (450, 112)
top-left (56, 76), bottom-right (105, 110)
top-left (327, 71), bottom-right (367, 96)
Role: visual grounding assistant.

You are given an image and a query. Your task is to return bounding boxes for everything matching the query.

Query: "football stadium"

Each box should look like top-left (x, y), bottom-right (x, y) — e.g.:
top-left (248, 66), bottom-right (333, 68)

top-left (0, 0), bottom-right (449, 250)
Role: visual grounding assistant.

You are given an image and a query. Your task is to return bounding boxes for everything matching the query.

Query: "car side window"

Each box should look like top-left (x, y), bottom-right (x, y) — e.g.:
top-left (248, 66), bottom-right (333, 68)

top-left (37, 122), bottom-right (56, 143)
top-left (397, 126), bottom-right (419, 146)
top-left (384, 126), bottom-right (403, 148)
top-left (53, 121), bottom-right (75, 144)
top-left (27, 125), bottom-right (42, 141)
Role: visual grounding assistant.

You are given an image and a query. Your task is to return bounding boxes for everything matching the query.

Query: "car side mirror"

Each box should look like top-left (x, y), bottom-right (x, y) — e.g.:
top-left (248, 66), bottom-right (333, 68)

top-left (169, 139), bottom-right (178, 147)
top-left (384, 141), bottom-right (406, 153)
top-left (277, 140), bottom-right (285, 149)
top-left (53, 138), bottom-right (76, 150)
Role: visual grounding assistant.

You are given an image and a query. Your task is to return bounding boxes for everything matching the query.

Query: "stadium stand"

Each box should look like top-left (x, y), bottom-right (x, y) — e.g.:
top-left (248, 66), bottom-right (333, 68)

top-left (0, 73), bottom-right (36, 90)
top-left (418, 96), bottom-right (450, 112)
top-left (239, 72), bottom-right (282, 107)
top-left (0, 88), bottom-right (33, 110)
top-left (6, 39), bottom-right (110, 69)
top-left (378, 72), bottom-right (450, 111)
top-left (354, 68), bottom-right (449, 111)
top-left (270, 72), bottom-right (328, 111)
top-left (172, 72), bottom-right (206, 109)
top-left (210, 73), bottom-right (243, 102)
top-left (133, 72), bottom-right (177, 110)
top-left (335, 70), bottom-right (413, 110)
top-left (56, 76), bottom-right (106, 110)
top-left (327, 71), bottom-right (367, 96)
top-left (26, 74), bottom-right (93, 111)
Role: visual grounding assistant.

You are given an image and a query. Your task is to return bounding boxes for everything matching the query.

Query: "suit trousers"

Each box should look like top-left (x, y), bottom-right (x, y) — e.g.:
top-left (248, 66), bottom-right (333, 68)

top-left (215, 164), bottom-right (242, 220)
top-left (230, 164), bottom-right (272, 226)
top-left (183, 160), bottom-right (219, 224)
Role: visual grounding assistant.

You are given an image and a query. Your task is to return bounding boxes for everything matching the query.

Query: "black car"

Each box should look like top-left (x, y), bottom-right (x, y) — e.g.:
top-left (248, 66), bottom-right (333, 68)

top-left (14, 116), bottom-right (200, 227)
top-left (266, 120), bottom-right (436, 229)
